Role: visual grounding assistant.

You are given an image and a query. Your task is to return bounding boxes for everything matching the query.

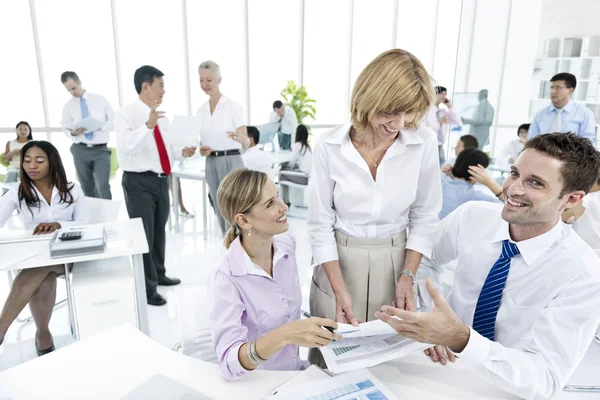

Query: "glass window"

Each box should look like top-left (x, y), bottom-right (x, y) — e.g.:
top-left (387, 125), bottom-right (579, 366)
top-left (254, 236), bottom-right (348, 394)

top-left (186, 0), bottom-right (246, 119)
top-left (431, 0), bottom-right (462, 94)
top-left (0, 1), bottom-right (45, 127)
top-left (248, 0), bottom-right (301, 125)
top-left (304, 0), bottom-right (351, 125)
top-left (396, 0), bottom-right (438, 73)
top-left (116, 0), bottom-right (187, 117)
top-left (350, 0), bottom-right (395, 84)
top-left (36, 0), bottom-right (119, 128)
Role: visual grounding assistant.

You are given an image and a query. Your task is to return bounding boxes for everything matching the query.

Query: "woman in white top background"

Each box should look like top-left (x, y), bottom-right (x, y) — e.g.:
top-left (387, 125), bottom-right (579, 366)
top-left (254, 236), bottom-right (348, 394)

top-left (197, 60), bottom-right (250, 235)
top-left (2, 121), bottom-right (33, 186)
top-left (0, 141), bottom-right (88, 357)
top-left (308, 49), bottom-right (442, 364)
top-left (279, 124), bottom-right (312, 206)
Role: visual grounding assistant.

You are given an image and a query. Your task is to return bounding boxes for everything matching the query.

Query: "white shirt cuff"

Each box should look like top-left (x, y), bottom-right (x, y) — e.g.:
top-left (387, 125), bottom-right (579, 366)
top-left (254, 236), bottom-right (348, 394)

top-left (312, 245), bottom-right (339, 265)
top-left (457, 327), bottom-right (491, 367)
top-left (406, 235), bottom-right (434, 258)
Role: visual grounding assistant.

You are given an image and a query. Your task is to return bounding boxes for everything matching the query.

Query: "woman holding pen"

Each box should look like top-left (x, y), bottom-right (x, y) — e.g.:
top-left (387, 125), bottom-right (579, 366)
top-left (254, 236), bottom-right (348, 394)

top-left (208, 168), bottom-right (341, 381)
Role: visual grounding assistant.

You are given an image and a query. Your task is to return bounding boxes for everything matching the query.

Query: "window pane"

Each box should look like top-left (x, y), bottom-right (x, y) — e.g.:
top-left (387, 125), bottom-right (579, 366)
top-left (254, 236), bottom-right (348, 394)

top-left (431, 0), bottom-right (462, 94)
top-left (304, 0), bottom-right (351, 124)
top-left (396, 0), bottom-right (438, 73)
top-left (0, 1), bottom-right (44, 127)
top-left (350, 0), bottom-right (395, 84)
top-left (36, 0), bottom-right (119, 128)
top-left (116, 0), bottom-right (187, 116)
top-left (248, 0), bottom-right (301, 125)
top-left (186, 0), bottom-right (246, 118)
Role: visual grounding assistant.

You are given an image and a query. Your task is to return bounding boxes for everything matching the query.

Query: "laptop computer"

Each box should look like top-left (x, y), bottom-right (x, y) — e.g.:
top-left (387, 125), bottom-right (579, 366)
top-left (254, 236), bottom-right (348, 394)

top-left (122, 374), bottom-right (212, 400)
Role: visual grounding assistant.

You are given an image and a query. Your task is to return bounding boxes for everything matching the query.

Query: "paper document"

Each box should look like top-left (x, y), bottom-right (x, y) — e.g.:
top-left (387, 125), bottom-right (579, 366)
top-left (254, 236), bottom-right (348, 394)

top-left (336, 319), bottom-right (397, 339)
top-left (270, 365), bottom-right (332, 397)
top-left (66, 116), bottom-right (104, 132)
top-left (268, 369), bottom-right (398, 400)
top-left (200, 127), bottom-right (241, 151)
top-left (320, 333), bottom-right (430, 373)
top-left (168, 115), bottom-right (202, 146)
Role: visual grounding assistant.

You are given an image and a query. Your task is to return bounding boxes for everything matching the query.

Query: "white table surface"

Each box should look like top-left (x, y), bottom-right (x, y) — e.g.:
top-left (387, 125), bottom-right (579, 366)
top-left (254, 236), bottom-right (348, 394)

top-left (0, 324), bottom-right (518, 400)
top-left (0, 219), bottom-right (148, 272)
top-left (0, 323), bottom-right (594, 399)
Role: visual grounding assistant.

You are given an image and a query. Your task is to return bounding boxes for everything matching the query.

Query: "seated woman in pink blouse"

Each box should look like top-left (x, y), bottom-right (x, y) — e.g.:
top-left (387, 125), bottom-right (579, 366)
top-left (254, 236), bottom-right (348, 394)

top-left (208, 168), bottom-right (341, 381)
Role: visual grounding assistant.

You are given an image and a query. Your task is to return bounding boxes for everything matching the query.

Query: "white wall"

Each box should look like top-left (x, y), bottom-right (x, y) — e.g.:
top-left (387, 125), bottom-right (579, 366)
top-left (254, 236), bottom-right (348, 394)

top-left (538, 0), bottom-right (600, 57)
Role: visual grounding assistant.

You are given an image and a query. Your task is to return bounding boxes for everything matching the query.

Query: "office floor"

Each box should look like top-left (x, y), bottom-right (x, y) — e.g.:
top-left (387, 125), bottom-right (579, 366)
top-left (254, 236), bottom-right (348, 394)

top-left (1, 177), bottom-right (599, 392)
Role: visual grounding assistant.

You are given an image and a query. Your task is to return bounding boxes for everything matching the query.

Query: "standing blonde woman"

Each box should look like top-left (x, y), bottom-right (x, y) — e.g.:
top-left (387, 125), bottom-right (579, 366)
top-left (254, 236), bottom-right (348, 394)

top-left (208, 168), bottom-right (340, 380)
top-left (308, 49), bottom-right (442, 363)
top-left (197, 60), bottom-right (250, 235)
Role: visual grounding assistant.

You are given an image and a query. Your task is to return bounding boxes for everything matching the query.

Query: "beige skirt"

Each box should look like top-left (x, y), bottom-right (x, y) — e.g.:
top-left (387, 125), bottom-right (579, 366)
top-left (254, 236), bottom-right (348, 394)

top-left (309, 230), bottom-right (412, 324)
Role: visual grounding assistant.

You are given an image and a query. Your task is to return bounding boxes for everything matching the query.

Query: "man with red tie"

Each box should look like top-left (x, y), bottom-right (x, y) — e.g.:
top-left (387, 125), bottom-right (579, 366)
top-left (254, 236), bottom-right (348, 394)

top-left (115, 65), bottom-right (196, 306)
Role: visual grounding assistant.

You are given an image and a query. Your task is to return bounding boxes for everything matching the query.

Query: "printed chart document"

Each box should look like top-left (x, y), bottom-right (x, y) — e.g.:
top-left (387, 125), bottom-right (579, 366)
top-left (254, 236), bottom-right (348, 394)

top-left (66, 116), bottom-right (105, 132)
top-left (336, 319), bottom-right (398, 339)
top-left (321, 333), bottom-right (430, 373)
top-left (200, 127), bottom-right (242, 151)
top-left (268, 369), bottom-right (398, 400)
top-left (169, 115), bottom-right (202, 146)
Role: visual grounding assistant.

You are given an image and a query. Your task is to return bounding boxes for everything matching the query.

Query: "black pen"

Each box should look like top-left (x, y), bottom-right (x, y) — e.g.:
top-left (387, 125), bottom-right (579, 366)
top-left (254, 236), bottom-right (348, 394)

top-left (302, 310), bottom-right (336, 333)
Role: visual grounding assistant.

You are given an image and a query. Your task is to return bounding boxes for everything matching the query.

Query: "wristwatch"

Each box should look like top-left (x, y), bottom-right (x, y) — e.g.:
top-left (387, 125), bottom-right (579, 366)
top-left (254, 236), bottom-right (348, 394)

top-left (400, 270), bottom-right (416, 285)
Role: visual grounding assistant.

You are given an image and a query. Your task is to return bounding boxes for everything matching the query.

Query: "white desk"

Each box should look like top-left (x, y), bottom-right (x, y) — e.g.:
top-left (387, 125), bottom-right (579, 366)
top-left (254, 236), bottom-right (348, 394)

top-left (0, 219), bottom-right (150, 337)
top-left (0, 323), bottom-right (550, 400)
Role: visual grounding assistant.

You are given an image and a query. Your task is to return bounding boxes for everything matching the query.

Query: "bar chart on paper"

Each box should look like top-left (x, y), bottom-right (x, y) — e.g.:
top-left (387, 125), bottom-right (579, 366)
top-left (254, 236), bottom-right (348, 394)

top-left (332, 345), bottom-right (361, 356)
top-left (306, 379), bottom-right (391, 400)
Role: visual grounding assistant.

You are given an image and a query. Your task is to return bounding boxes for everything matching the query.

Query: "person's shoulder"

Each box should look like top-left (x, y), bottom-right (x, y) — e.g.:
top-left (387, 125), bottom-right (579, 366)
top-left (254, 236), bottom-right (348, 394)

top-left (1, 187), bottom-right (19, 202)
top-left (413, 124), bottom-right (437, 143)
top-left (533, 104), bottom-right (552, 118)
top-left (455, 200), bottom-right (503, 221)
top-left (68, 182), bottom-right (85, 197)
top-left (318, 122), bottom-right (350, 147)
top-left (559, 226), bottom-right (600, 276)
top-left (274, 232), bottom-right (297, 253)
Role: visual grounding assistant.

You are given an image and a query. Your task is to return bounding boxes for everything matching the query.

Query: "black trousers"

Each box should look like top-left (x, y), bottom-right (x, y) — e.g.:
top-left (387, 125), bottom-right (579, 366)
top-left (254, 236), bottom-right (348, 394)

top-left (122, 172), bottom-right (169, 298)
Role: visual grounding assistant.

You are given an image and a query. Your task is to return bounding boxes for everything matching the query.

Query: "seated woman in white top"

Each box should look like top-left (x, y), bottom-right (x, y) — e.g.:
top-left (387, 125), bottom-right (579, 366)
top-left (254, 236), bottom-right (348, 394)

top-left (280, 124), bottom-right (312, 205)
top-left (2, 121), bottom-right (33, 186)
top-left (0, 141), bottom-right (88, 357)
top-left (208, 168), bottom-right (340, 381)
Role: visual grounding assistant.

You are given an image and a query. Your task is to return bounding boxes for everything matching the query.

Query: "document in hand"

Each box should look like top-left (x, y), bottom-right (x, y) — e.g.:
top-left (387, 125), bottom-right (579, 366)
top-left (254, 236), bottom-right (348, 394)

top-left (66, 116), bottom-right (105, 132)
top-left (200, 127), bottom-right (242, 151)
top-left (169, 115), bottom-right (202, 146)
top-left (335, 319), bottom-right (398, 339)
top-left (320, 329), bottom-right (430, 373)
top-left (268, 369), bottom-right (398, 400)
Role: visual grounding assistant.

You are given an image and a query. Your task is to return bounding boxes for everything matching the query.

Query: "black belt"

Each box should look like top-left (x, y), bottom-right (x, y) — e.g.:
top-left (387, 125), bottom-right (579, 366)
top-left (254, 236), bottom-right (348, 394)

top-left (124, 171), bottom-right (169, 178)
top-left (209, 149), bottom-right (240, 157)
top-left (76, 142), bottom-right (107, 148)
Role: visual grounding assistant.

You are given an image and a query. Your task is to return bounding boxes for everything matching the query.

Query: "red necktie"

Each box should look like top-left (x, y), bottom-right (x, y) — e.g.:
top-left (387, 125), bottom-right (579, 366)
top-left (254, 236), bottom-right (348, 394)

top-left (153, 125), bottom-right (171, 176)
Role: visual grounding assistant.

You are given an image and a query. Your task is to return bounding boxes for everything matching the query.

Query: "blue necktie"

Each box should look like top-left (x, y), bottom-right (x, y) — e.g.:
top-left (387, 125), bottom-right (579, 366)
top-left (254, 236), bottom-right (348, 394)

top-left (80, 97), bottom-right (94, 141)
top-left (472, 240), bottom-right (520, 341)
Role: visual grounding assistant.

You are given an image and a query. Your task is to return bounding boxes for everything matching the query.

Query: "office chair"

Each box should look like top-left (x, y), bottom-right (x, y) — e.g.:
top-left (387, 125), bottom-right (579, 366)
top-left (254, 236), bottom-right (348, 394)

top-left (171, 284), bottom-right (218, 363)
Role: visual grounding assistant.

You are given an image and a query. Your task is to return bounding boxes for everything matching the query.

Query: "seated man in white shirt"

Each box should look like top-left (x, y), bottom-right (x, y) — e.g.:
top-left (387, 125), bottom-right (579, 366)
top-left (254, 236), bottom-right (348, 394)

top-left (500, 123), bottom-right (529, 164)
top-left (270, 100), bottom-right (298, 150)
top-left (241, 126), bottom-right (272, 174)
top-left (377, 133), bottom-right (600, 399)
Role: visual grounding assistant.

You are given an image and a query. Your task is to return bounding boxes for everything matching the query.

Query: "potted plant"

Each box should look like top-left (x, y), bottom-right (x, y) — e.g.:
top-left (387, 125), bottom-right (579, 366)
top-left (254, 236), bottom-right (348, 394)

top-left (280, 80), bottom-right (317, 127)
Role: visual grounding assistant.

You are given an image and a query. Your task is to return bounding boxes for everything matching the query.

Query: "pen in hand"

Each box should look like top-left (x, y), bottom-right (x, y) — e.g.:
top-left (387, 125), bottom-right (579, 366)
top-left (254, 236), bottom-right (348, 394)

top-left (302, 310), bottom-right (336, 333)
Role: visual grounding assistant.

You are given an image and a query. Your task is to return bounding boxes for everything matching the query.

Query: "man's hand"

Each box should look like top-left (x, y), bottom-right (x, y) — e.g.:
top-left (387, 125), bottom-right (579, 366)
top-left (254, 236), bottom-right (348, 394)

top-left (145, 100), bottom-right (165, 129)
top-left (376, 279), bottom-right (470, 352)
top-left (199, 146), bottom-right (213, 157)
top-left (424, 345), bottom-right (457, 365)
top-left (441, 163), bottom-right (452, 176)
top-left (33, 222), bottom-right (61, 235)
top-left (182, 146), bottom-right (197, 158)
top-left (71, 127), bottom-right (86, 136)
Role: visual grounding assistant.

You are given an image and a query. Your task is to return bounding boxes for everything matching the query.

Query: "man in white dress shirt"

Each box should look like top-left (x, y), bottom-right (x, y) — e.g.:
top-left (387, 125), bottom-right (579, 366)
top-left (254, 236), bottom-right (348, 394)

top-left (377, 133), bottom-right (600, 399)
top-left (61, 71), bottom-right (115, 199)
top-left (115, 65), bottom-right (196, 306)
top-left (270, 100), bottom-right (298, 150)
top-left (241, 126), bottom-right (272, 173)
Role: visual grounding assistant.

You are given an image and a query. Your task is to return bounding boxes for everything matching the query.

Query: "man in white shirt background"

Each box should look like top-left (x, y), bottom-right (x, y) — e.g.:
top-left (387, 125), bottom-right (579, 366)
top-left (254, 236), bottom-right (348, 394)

top-left (377, 133), bottom-right (600, 399)
top-left (241, 126), bottom-right (272, 173)
top-left (61, 71), bottom-right (115, 199)
top-left (500, 123), bottom-right (529, 164)
top-left (270, 100), bottom-right (298, 150)
top-left (115, 65), bottom-right (196, 306)
top-left (423, 86), bottom-right (462, 164)
top-left (529, 73), bottom-right (596, 143)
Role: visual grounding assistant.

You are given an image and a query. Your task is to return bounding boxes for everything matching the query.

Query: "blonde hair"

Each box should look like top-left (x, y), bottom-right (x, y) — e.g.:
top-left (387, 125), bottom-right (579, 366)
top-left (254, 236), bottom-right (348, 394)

top-left (350, 49), bottom-right (434, 132)
top-left (217, 168), bottom-right (268, 249)
top-left (198, 60), bottom-right (221, 77)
